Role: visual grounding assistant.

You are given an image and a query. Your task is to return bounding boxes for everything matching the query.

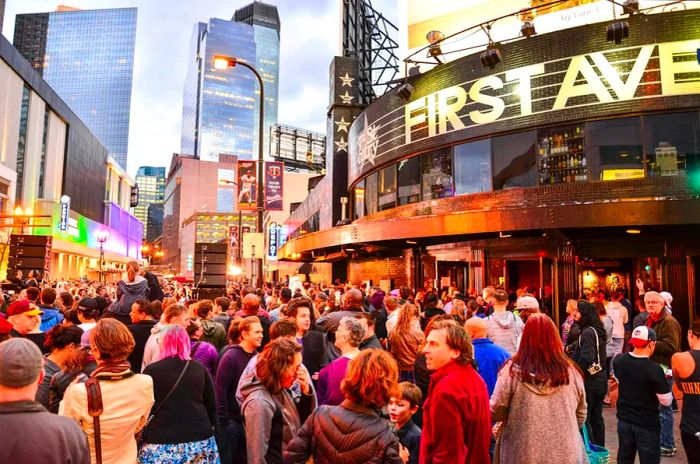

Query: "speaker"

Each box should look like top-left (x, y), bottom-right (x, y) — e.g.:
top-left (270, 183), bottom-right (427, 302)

top-left (194, 263), bottom-right (227, 275)
top-left (10, 235), bottom-right (52, 247)
top-left (198, 253), bottom-right (227, 264)
top-left (198, 275), bottom-right (227, 287)
top-left (194, 242), bottom-right (228, 288)
top-left (9, 244), bottom-right (51, 258)
top-left (8, 256), bottom-right (50, 269)
top-left (195, 243), bottom-right (227, 254)
top-left (193, 287), bottom-right (227, 301)
top-left (6, 235), bottom-right (52, 280)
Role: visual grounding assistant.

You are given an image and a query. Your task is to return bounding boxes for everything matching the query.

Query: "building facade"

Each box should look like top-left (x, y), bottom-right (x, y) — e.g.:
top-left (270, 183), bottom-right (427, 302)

top-left (180, 2), bottom-right (280, 162)
top-left (13, 7), bottom-right (137, 169)
top-left (134, 166), bottom-right (165, 241)
top-left (279, 10), bottom-right (700, 333)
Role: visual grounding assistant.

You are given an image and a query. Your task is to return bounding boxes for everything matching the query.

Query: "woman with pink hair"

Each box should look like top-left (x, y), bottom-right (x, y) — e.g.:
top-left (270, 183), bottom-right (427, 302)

top-left (140, 324), bottom-right (219, 463)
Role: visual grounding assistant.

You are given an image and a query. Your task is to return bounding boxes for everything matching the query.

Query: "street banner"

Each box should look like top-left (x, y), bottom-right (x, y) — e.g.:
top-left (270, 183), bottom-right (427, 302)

top-left (229, 225), bottom-right (239, 250)
top-left (237, 160), bottom-right (257, 211)
top-left (264, 161), bottom-right (284, 211)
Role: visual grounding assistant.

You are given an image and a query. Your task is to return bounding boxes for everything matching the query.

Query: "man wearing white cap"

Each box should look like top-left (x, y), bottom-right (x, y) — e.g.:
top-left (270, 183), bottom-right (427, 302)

top-left (660, 291), bottom-right (673, 314)
top-left (613, 326), bottom-right (672, 464)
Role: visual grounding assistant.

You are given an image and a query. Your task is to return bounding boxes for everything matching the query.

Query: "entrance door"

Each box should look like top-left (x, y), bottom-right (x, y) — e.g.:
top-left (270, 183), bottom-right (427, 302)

top-left (436, 261), bottom-right (468, 294)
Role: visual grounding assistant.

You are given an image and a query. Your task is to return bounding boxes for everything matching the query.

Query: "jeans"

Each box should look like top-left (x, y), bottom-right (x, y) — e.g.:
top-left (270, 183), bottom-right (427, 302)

top-left (217, 420), bottom-right (246, 464)
top-left (610, 338), bottom-right (624, 375)
top-left (616, 420), bottom-right (660, 464)
top-left (681, 430), bottom-right (700, 462)
top-left (585, 382), bottom-right (606, 447)
top-left (659, 377), bottom-right (675, 450)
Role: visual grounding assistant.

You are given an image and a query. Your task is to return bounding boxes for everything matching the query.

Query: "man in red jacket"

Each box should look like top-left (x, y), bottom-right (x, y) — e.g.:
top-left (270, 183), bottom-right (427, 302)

top-left (419, 318), bottom-right (491, 464)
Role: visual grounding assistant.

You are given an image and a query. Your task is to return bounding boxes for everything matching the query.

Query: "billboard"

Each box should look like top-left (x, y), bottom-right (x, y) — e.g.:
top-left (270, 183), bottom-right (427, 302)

top-left (264, 161), bottom-right (284, 211)
top-left (237, 160), bottom-right (257, 211)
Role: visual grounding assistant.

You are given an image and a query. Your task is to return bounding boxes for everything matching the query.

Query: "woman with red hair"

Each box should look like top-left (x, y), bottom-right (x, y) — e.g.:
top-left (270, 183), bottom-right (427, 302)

top-left (490, 313), bottom-right (587, 463)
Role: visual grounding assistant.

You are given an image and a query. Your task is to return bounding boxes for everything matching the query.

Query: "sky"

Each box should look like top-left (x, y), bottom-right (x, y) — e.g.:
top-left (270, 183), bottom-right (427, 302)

top-left (2, 0), bottom-right (398, 177)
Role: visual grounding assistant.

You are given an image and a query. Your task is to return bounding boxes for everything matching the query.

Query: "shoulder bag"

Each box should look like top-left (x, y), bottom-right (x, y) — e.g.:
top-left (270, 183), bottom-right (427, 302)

top-left (586, 328), bottom-right (603, 375)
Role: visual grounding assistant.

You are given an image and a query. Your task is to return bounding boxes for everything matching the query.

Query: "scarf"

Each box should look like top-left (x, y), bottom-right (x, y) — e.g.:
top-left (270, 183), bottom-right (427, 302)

top-left (91, 360), bottom-right (134, 380)
top-left (646, 310), bottom-right (663, 328)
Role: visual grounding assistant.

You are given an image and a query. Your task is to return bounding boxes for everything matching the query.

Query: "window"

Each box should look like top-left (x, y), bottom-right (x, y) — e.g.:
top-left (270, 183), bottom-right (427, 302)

top-left (353, 179), bottom-right (365, 220)
top-left (377, 165), bottom-right (396, 211)
top-left (421, 148), bottom-right (453, 200)
top-left (642, 112), bottom-right (700, 178)
top-left (38, 109), bottom-right (50, 198)
top-left (586, 117), bottom-right (643, 181)
top-left (492, 131), bottom-right (537, 190)
top-left (397, 156), bottom-right (421, 205)
top-left (454, 139), bottom-right (492, 194)
top-left (364, 172), bottom-right (378, 216)
top-left (16, 86), bottom-right (31, 203)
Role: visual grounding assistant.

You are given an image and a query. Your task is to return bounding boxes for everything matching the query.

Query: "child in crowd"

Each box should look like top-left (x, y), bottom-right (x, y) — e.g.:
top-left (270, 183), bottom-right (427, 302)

top-left (388, 381), bottom-right (422, 464)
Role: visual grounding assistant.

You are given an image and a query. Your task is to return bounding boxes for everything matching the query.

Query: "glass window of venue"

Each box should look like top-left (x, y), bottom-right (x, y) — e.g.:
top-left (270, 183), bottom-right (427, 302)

top-left (492, 131), bottom-right (537, 190)
top-left (642, 112), bottom-right (700, 178)
top-left (353, 180), bottom-right (365, 220)
top-left (422, 148), bottom-right (453, 200)
top-left (586, 117), bottom-right (643, 181)
top-left (377, 165), bottom-right (397, 211)
top-left (537, 124), bottom-right (587, 184)
top-left (454, 139), bottom-right (492, 194)
top-left (364, 172), bottom-right (378, 216)
top-left (397, 156), bottom-right (421, 205)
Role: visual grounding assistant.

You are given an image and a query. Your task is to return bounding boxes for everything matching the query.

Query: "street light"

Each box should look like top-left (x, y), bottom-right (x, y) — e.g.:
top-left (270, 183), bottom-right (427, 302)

top-left (97, 231), bottom-right (109, 283)
top-left (214, 54), bottom-right (265, 288)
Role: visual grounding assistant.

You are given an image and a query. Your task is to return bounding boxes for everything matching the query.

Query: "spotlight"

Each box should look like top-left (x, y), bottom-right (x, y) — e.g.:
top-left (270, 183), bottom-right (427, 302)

top-left (521, 20), bottom-right (536, 38)
top-left (396, 82), bottom-right (414, 101)
top-left (426, 30), bottom-right (445, 64)
top-left (622, 0), bottom-right (639, 15)
top-left (606, 22), bottom-right (629, 45)
top-left (480, 46), bottom-right (502, 69)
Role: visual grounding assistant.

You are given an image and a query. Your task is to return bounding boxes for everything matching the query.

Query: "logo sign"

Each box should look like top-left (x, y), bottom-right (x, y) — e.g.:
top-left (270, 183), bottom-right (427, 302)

top-left (130, 185), bottom-right (139, 208)
top-left (59, 195), bottom-right (70, 231)
top-left (268, 222), bottom-right (279, 260)
top-left (237, 160), bottom-right (257, 211)
top-left (264, 161), bottom-right (284, 211)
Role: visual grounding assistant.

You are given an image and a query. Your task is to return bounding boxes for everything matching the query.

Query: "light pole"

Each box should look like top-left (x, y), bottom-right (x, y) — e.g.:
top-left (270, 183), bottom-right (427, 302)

top-left (214, 55), bottom-right (265, 288)
top-left (97, 231), bottom-right (108, 283)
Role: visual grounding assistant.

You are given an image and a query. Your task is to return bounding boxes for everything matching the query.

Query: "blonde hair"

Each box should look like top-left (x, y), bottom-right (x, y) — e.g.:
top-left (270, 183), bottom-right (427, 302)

top-left (126, 261), bottom-right (141, 283)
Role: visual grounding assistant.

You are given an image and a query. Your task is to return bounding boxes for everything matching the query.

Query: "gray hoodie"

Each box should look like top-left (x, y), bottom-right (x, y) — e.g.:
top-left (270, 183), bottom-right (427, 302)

top-left (485, 311), bottom-right (524, 355)
top-left (109, 276), bottom-right (149, 316)
top-left (239, 368), bottom-right (317, 464)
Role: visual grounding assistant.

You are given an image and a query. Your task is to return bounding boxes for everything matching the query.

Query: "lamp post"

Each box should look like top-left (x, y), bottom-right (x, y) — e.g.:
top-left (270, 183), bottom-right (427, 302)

top-left (214, 55), bottom-right (265, 288)
top-left (97, 231), bottom-right (109, 283)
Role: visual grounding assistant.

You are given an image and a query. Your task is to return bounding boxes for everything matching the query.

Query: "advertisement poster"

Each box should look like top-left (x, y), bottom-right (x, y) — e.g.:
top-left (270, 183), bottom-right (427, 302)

top-left (229, 225), bottom-right (239, 250)
top-left (264, 161), bottom-right (284, 211)
top-left (237, 160), bottom-right (257, 211)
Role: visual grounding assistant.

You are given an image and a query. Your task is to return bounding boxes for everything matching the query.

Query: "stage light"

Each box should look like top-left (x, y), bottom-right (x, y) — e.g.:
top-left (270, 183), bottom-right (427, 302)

top-left (521, 20), bottom-right (536, 38)
top-left (606, 22), bottom-right (629, 45)
top-left (426, 30), bottom-right (445, 63)
top-left (623, 0), bottom-right (639, 15)
top-left (396, 82), bottom-right (414, 101)
top-left (480, 46), bottom-right (502, 69)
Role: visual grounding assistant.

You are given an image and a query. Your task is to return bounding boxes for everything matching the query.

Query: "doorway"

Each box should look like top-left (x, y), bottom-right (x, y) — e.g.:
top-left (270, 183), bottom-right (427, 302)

top-left (437, 261), bottom-right (468, 294)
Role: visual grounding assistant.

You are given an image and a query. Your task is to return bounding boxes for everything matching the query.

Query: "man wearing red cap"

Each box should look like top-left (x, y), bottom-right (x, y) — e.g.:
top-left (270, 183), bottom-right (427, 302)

top-left (613, 325), bottom-right (673, 464)
top-left (6, 300), bottom-right (47, 353)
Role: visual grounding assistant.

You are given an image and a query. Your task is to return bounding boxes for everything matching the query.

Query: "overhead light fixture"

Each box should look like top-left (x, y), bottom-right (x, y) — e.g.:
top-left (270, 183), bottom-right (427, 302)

top-left (521, 20), bottom-right (536, 38)
top-left (396, 82), bottom-right (414, 101)
top-left (426, 30), bottom-right (445, 64)
top-left (622, 0), bottom-right (639, 15)
top-left (480, 45), bottom-right (502, 69)
top-left (499, 231), bottom-right (511, 238)
top-left (606, 21), bottom-right (629, 45)
top-left (406, 240), bottom-right (417, 245)
top-left (344, 247), bottom-right (356, 253)
top-left (626, 229), bottom-right (641, 234)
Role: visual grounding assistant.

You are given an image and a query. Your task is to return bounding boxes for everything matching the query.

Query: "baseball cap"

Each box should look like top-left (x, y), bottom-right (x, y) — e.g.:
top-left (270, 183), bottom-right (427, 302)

top-left (515, 296), bottom-right (540, 310)
top-left (77, 298), bottom-right (99, 311)
top-left (0, 338), bottom-right (43, 387)
top-left (6, 300), bottom-right (43, 317)
top-left (630, 326), bottom-right (657, 348)
top-left (0, 317), bottom-right (12, 335)
top-left (660, 291), bottom-right (673, 309)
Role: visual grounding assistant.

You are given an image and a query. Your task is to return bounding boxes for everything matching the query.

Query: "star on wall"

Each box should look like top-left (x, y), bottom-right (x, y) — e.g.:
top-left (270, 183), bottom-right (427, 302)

top-left (339, 73), bottom-right (354, 87)
top-left (339, 91), bottom-right (354, 104)
top-left (335, 137), bottom-right (348, 151)
top-left (335, 117), bottom-right (350, 133)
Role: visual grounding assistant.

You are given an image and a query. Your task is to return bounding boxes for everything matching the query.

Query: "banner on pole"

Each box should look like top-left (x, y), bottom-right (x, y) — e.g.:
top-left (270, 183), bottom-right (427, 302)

top-left (264, 161), bottom-right (284, 211)
top-left (237, 160), bottom-right (257, 211)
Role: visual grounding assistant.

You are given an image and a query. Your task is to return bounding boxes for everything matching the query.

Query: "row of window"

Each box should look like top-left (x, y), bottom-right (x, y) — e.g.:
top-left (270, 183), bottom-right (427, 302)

top-left (353, 111), bottom-right (700, 219)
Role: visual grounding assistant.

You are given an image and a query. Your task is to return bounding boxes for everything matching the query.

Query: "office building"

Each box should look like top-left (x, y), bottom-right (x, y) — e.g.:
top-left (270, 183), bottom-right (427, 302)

top-left (134, 166), bottom-right (165, 241)
top-left (0, 0), bottom-right (5, 33)
top-left (181, 2), bottom-right (279, 162)
top-left (13, 6), bottom-right (137, 169)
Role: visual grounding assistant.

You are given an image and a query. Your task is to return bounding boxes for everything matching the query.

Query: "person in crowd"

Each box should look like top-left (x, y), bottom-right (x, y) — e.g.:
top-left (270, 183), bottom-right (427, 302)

top-left (389, 303), bottom-right (425, 382)
top-left (6, 299), bottom-right (47, 353)
top-left (284, 349), bottom-right (402, 464)
top-left (196, 299), bottom-right (227, 351)
top-left (573, 300), bottom-right (608, 447)
top-left (104, 260), bottom-right (149, 325)
top-left (384, 295), bottom-right (402, 335)
top-left (613, 326), bottom-right (672, 464)
top-left (465, 317), bottom-right (510, 397)
top-left (597, 302), bottom-right (614, 406)
top-left (127, 299), bottom-right (158, 374)
top-left (514, 295), bottom-right (540, 324)
top-left (36, 324), bottom-right (83, 408)
top-left (142, 303), bottom-right (190, 369)
top-left (141, 266), bottom-right (164, 302)
top-left (187, 318), bottom-right (220, 377)
top-left (139, 324), bottom-right (219, 463)
top-left (59, 318), bottom-right (154, 463)
top-left (481, 286), bottom-right (496, 316)
top-left (368, 289), bottom-right (388, 342)
top-left (286, 297), bottom-right (329, 378)
top-left (317, 288), bottom-right (365, 356)
top-left (76, 298), bottom-right (100, 347)
top-left (419, 293), bottom-right (445, 330)
top-left (235, 293), bottom-right (271, 346)
top-left (449, 294), bottom-right (469, 324)
top-left (485, 289), bottom-right (523, 355)
top-left (0, 338), bottom-right (90, 463)
top-left (214, 296), bottom-right (232, 334)
top-left (23, 270), bottom-right (39, 289)
top-left (420, 318), bottom-right (490, 463)
top-left (239, 338), bottom-right (316, 462)
top-left (317, 316), bottom-right (365, 406)
top-left (672, 319), bottom-right (700, 462)
top-left (58, 291), bottom-right (75, 313)
top-left (561, 299), bottom-right (578, 347)
top-left (216, 316), bottom-right (264, 464)
top-left (635, 290), bottom-right (682, 457)
top-left (37, 288), bottom-right (64, 332)
top-left (269, 287), bottom-right (292, 322)
top-left (605, 291), bottom-right (629, 363)
top-left (356, 312), bottom-right (383, 350)
top-left (389, 381), bottom-right (423, 464)
top-left (490, 313), bottom-right (587, 464)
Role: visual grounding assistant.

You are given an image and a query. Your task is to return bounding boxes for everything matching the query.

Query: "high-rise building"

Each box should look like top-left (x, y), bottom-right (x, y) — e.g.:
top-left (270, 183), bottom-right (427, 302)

top-left (0, 0), bottom-right (6, 33)
top-left (134, 166), bottom-right (165, 241)
top-left (181, 2), bottom-right (279, 162)
top-left (13, 7), bottom-right (137, 169)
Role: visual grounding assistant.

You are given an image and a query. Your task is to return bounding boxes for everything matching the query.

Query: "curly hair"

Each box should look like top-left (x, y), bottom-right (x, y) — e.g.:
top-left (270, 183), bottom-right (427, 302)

top-left (90, 318), bottom-right (135, 362)
top-left (255, 338), bottom-right (301, 394)
top-left (341, 349), bottom-right (399, 409)
top-left (285, 297), bottom-right (316, 328)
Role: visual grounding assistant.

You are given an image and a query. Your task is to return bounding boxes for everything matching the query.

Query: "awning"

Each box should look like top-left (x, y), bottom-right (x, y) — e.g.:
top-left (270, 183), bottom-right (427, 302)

top-left (297, 262), bottom-right (313, 274)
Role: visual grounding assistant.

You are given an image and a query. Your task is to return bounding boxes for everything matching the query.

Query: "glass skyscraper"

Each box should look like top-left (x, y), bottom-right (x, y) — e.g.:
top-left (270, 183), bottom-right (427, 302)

top-left (13, 7), bottom-right (137, 169)
top-left (181, 2), bottom-right (280, 162)
top-left (134, 166), bottom-right (166, 242)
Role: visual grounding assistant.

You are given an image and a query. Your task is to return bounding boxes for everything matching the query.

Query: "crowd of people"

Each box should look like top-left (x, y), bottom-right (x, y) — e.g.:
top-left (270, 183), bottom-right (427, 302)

top-left (1, 266), bottom-right (699, 464)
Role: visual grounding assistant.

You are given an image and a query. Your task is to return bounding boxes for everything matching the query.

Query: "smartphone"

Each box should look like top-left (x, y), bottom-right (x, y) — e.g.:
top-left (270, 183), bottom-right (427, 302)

top-left (7, 290), bottom-right (15, 295)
